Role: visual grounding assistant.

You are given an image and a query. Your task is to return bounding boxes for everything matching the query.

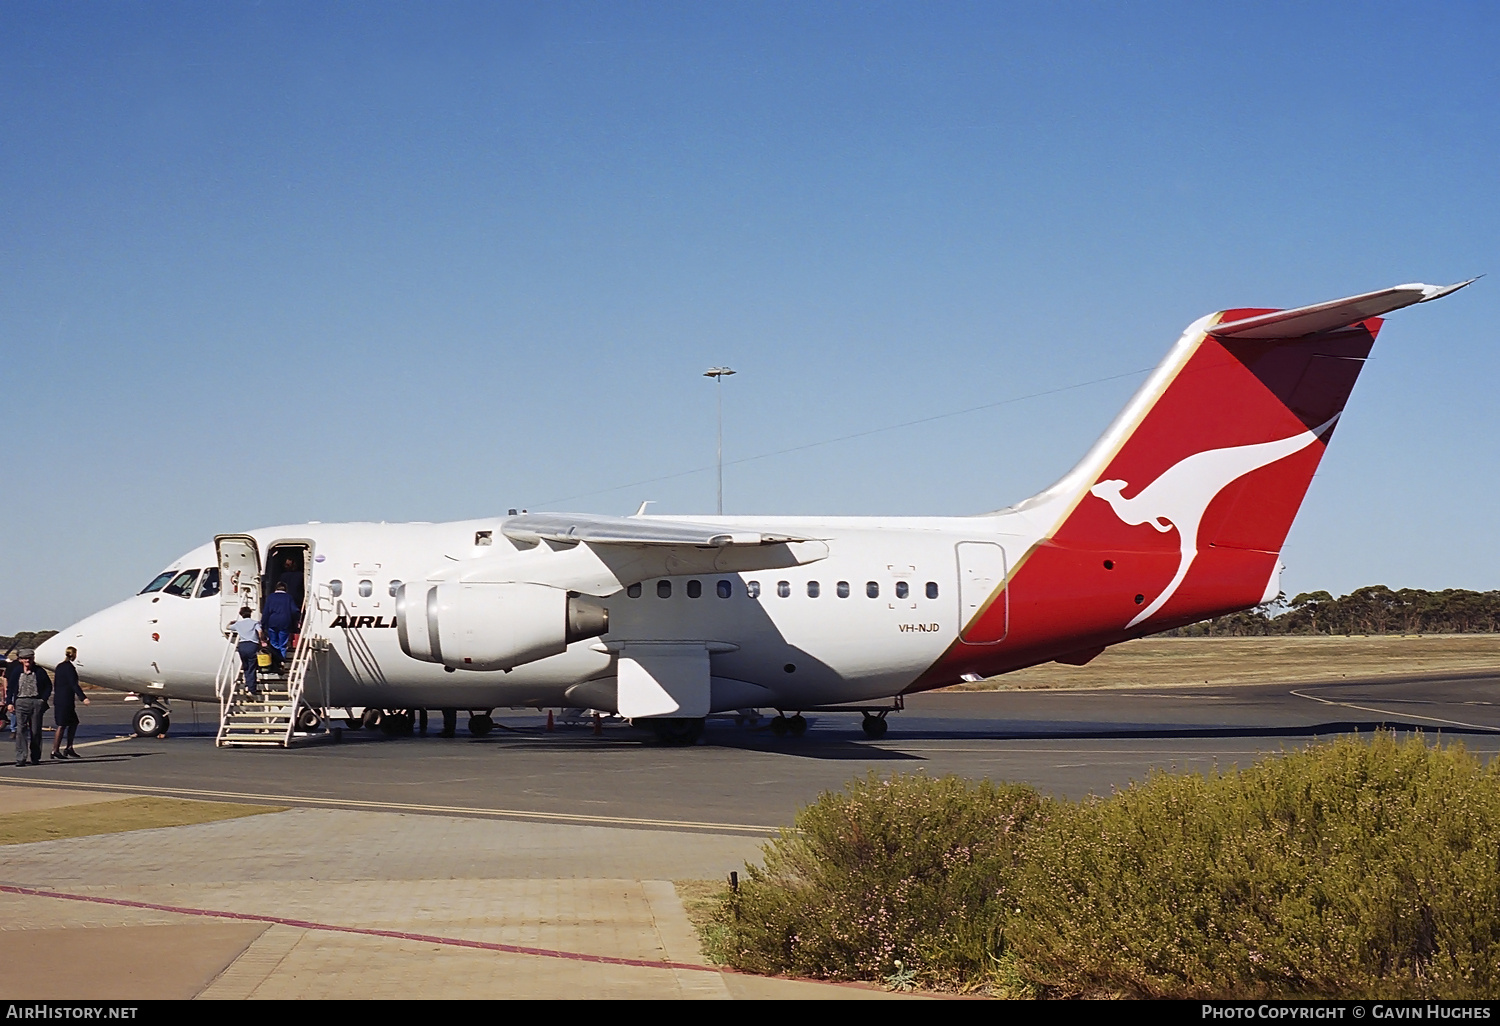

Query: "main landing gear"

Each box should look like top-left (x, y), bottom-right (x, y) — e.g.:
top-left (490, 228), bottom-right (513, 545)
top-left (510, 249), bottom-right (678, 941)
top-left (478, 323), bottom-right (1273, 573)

top-left (765, 695), bottom-right (903, 741)
top-left (768, 714), bottom-right (807, 738)
top-left (468, 711), bottom-right (495, 736)
top-left (648, 717), bottom-right (704, 745)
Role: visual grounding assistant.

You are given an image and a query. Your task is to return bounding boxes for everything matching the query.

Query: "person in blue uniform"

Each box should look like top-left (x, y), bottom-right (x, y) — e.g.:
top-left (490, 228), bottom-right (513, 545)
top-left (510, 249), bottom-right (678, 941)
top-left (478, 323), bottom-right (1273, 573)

top-left (262, 582), bottom-right (300, 663)
top-left (230, 607), bottom-right (263, 695)
top-left (50, 646), bottom-right (89, 760)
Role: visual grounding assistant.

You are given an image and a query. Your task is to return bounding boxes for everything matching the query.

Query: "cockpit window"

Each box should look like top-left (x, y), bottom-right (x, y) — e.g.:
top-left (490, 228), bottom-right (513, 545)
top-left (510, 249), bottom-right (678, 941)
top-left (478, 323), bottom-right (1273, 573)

top-left (197, 568), bottom-right (221, 598)
top-left (140, 571), bottom-right (176, 595)
top-left (163, 570), bottom-right (200, 598)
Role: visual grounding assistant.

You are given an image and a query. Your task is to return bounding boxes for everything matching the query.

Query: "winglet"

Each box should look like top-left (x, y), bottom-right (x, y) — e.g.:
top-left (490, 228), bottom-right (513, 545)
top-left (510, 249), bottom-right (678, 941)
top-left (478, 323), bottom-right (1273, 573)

top-left (1415, 276), bottom-right (1480, 303)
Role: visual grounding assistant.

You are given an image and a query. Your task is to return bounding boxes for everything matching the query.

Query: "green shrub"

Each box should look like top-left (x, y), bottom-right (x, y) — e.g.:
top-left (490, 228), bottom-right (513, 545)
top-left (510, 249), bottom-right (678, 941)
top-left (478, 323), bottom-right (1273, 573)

top-left (708, 771), bottom-right (1048, 989)
top-left (707, 734), bottom-right (1500, 998)
top-left (1011, 733), bottom-right (1500, 998)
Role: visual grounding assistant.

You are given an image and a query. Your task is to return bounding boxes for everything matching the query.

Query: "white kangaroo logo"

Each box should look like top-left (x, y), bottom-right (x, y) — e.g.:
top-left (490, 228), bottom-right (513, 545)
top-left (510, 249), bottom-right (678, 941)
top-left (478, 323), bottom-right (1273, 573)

top-left (1090, 415), bottom-right (1338, 628)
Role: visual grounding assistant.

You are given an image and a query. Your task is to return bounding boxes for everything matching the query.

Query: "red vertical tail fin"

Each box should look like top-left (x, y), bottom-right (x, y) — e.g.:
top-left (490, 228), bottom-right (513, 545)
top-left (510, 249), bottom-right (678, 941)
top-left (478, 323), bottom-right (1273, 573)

top-left (940, 281), bottom-right (1473, 680)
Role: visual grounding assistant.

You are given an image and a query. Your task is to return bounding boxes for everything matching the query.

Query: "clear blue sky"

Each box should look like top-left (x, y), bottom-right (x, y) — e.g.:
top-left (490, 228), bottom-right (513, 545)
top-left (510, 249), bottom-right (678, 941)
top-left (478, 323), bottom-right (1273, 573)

top-left (3, 1), bottom-right (1496, 629)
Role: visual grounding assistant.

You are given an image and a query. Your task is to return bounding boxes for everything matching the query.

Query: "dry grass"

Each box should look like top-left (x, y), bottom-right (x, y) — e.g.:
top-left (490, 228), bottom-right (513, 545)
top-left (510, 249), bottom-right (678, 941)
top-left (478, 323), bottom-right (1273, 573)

top-left (944, 634), bottom-right (1500, 692)
top-left (0, 796), bottom-right (283, 846)
top-left (675, 878), bottom-right (729, 932)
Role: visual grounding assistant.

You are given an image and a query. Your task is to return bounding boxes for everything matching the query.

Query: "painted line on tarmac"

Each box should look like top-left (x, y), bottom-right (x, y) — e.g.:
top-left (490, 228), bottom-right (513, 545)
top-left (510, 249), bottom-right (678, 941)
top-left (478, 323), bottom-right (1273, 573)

top-left (1289, 689), bottom-right (1500, 733)
top-left (0, 883), bottom-right (722, 975)
top-left (74, 735), bottom-right (136, 749)
top-left (1, 778), bottom-right (778, 835)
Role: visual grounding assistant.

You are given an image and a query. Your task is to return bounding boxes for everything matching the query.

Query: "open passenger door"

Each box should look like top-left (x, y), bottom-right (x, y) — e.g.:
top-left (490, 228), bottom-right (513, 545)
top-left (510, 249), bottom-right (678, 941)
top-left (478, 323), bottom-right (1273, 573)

top-left (215, 534), bottom-right (261, 634)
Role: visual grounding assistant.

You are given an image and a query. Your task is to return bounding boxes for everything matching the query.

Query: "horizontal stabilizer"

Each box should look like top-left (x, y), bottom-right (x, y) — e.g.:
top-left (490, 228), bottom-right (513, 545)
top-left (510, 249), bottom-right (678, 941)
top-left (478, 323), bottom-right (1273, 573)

top-left (503, 512), bottom-right (815, 547)
top-left (1208, 279), bottom-right (1475, 340)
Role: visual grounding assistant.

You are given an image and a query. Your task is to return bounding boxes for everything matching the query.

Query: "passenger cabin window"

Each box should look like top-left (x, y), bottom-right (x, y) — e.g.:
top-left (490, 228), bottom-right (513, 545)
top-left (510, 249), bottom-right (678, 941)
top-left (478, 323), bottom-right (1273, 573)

top-left (627, 583), bottom-right (642, 598)
top-left (140, 571), bottom-right (176, 595)
top-left (896, 581), bottom-right (909, 600)
top-left (388, 580), bottom-right (402, 597)
top-left (837, 581), bottom-right (850, 598)
top-left (657, 580), bottom-right (672, 598)
top-left (867, 581), bottom-right (880, 599)
top-left (687, 580), bottom-right (702, 599)
top-left (329, 580), bottom-right (343, 597)
top-left (358, 580), bottom-right (373, 598)
top-left (716, 580), bottom-right (732, 599)
top-left (197, 568), bottom-right (220, 598)
top-left (747, 581), bottom-right (761, 599)
top-left (807, 581), bottom-right (820, 598)
top-left (163, 570), bottom-right (199, 598)
top-left (926, 581), bottom-right (939, 599)
top-left (776, 581), bottom-right (790, 598)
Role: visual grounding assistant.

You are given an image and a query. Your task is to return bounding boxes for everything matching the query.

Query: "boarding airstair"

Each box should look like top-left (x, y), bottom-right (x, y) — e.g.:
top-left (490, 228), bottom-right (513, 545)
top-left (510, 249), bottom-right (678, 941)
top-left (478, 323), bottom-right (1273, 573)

top-left (215, 626), bottom-right (322, 748)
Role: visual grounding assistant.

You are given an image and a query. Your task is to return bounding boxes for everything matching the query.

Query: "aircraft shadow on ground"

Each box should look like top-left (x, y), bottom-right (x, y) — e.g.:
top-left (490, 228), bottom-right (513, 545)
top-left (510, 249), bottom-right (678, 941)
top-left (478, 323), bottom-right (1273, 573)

top-left (801, 719), bottom-right (1500, 742)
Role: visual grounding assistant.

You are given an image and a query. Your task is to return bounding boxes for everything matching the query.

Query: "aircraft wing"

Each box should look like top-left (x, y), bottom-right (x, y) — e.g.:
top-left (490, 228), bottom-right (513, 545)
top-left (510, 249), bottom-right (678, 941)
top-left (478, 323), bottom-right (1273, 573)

top-left (502, 512), bottom-right (817, 547)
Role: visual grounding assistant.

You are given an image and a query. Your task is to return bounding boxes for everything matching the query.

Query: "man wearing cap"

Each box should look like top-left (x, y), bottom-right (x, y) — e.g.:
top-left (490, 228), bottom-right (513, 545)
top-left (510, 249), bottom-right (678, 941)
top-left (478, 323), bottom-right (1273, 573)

top-left (5, 649), bottom-right (53, 767)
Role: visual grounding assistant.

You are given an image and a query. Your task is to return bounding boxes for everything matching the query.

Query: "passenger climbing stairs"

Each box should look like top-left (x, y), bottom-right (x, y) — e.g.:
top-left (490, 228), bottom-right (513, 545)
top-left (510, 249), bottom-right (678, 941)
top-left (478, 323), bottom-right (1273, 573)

top-left (215, 629), bottom-right (322, 748)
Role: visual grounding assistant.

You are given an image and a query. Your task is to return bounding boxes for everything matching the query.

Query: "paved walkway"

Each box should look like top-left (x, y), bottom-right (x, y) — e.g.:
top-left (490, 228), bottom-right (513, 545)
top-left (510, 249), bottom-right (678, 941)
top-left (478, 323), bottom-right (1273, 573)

top-left (0, 784), bottom-right (909, 999)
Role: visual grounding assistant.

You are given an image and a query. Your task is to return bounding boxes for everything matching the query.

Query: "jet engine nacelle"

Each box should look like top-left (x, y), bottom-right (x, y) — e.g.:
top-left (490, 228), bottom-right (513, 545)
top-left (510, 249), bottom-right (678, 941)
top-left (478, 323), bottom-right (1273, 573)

top-left (396, 582), bottom-right (609, 671)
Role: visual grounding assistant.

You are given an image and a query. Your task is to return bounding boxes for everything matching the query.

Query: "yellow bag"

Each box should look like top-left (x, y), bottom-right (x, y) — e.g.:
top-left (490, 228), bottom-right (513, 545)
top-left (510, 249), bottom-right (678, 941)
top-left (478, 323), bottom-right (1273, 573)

top-left (256, 649), bottom-right (273, 668)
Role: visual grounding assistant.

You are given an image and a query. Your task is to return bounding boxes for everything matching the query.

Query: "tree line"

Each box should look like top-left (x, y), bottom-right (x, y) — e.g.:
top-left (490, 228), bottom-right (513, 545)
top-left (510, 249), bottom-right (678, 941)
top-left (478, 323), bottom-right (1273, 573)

top-left (0, 630), bottom-right (58, 656)
top-left (1164, 586), bottom-right (1500, 637)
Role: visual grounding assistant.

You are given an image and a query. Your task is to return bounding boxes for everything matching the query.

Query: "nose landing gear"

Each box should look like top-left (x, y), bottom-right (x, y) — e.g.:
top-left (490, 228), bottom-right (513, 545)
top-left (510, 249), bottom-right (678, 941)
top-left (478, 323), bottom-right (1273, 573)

top-left (132, 705), bottom-right (170, 738)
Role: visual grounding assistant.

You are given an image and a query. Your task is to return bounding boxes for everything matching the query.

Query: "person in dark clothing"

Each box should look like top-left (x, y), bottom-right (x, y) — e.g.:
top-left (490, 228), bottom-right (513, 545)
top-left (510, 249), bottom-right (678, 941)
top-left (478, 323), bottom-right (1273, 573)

top-left (0, 651), bottom-right (13, 733)
top-left (50, 647), bottom-right (89, 760)
top-left (262, 582), bottom-right (300, 662)
top-left (5, 649), bottom-right (52, 767)
top-left (276, 556), bottom-right (304, 607)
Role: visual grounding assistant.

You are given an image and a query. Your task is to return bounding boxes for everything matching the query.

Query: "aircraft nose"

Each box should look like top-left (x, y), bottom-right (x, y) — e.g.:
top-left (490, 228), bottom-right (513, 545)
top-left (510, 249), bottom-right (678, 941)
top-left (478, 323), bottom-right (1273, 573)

top-left (42, 600), bottom-right (144, 689)
top-left (34, 632), bottom-right (67, 666)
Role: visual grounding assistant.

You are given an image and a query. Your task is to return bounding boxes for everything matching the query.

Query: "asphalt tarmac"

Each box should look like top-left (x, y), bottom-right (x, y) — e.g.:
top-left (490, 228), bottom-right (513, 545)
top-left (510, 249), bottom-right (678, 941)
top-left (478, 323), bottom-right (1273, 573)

top-left (5, 671), bottom-right (1497, 832)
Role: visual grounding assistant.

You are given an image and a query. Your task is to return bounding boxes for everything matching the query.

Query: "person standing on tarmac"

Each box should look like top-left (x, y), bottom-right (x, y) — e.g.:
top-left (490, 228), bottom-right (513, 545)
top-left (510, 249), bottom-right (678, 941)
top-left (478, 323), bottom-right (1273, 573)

top-left (0, 650), bottom-right (14, 733)
top-left (6, 649), bottom-right (52, 767)
top-left (50, 647), bottom-right (89, 760)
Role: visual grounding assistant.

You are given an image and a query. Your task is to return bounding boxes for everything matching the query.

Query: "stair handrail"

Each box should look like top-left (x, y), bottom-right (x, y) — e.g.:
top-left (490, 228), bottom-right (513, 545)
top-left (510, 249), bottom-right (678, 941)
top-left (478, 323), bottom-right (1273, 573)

top-left (278, 601), bottom-right (320, 745)
top-left (214, 632), bottom-right (239, 730)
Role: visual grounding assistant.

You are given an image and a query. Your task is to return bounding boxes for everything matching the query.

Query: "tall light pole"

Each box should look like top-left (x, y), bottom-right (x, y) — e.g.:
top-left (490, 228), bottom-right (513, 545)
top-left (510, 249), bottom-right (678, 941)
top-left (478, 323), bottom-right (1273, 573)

top-left (704, 366), bottom-right (736, 515)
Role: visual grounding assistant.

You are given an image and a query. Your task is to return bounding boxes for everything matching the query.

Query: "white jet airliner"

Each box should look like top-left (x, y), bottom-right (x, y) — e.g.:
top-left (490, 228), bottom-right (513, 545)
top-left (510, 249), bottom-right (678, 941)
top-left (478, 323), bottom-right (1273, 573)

top-left (36, 281), bottom-right (1471, 744)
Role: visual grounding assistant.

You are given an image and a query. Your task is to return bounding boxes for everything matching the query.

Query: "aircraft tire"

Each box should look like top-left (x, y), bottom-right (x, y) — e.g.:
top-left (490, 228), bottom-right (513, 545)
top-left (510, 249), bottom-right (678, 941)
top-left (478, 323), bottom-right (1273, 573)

top-left (132, 707), bottom-right (164, 738)
top-left (769, 715), bottom-right (789, 737)
top-left (861, 715), bottom-right (888, 740)
top-left (345, 717), bottom-right (363, 730)
top-left (650, 717), bottom-right (704, 745)
top-left (788, 714), bottom-right (808, 737)
top-left (468, 713), bottom-right (494, 736)
top-left (296, 708), bottom-right (321, 733)
top-left (361, 708), bottom-right (383, 730)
